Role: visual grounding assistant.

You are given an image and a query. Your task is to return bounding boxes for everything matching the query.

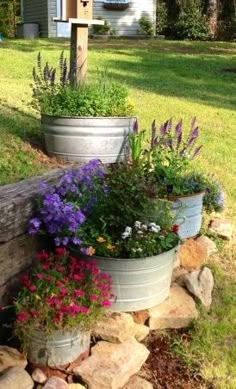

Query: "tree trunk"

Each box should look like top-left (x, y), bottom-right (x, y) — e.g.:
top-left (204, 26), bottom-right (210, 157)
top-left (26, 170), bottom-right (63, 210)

top-left (207, 0), bottom-right (219, 38)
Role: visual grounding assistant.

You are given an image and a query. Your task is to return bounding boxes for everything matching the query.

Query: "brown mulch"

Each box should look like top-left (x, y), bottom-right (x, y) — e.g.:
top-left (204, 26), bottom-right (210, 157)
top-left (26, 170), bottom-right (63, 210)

top-left (139, 332), bottom-right (214, 389)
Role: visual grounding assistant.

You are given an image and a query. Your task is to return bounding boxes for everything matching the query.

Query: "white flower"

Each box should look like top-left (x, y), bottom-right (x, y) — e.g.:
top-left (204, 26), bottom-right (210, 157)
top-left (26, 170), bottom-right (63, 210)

top-left (121, 226), bottom-right (132, 239)
top-left (141, 224), bottom-right (148, 231)
top-left (137, 230), bottom-right (144, 235)
top-left (134, 221), bottom-right (141, 229)
top-left (148, 223), bottom-right (161, 233)
top-left (137, 248), bottom-right (143, 252)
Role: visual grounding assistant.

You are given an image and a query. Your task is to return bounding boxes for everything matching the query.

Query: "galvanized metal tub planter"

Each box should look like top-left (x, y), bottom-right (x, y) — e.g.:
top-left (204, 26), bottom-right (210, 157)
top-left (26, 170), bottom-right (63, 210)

top-left (84, 247), bottom-right (177, 312)
top-left (27, 329), bottom-right (90, 368)
top-left (41, 115), bottom-right (134, 164)
top-left (171, 192), bottom-right (205, 240)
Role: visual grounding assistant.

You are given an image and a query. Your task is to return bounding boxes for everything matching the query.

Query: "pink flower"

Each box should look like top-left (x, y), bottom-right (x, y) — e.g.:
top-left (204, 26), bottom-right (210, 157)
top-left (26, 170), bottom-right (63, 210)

top-left (102, 300), bottom-right (111, 307)
top-left (28, 285), bottom-right (37, 292)
top-left (36, 273), bottom-right (44, 280)
top-left (90, 294), bottom-right (98, 302)
top-left (69, 304), bottom-right (82, 316)
top-left (74, 289), bottom-right (85, 298)
top-left (56, 281), bottom-right (63, 287)
top-left (57, 267), bottom-right (65, 273)
top-left (21, 275), bottom-right (30, 286)
top-left (17, 312), bottom-right (29, 322)
top-left (42, 263), bottom-right (50, 270)
top-left (73, 274), bottom-right (83, 282)
top-left (60, 287), bottom-right (68, 296)
top-left (31, 310), bottom-right (38, 317)
top-left (80, 306), bottom-right (90, 314)
top-left (37, 251), bottom-right (49, 260)
top-left (46, 275), bottom-right (53, 282)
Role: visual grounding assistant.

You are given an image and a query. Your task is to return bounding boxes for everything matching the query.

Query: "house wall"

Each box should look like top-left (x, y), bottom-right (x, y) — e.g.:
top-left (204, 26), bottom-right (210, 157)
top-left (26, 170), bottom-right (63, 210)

top-left (23, 0), bottom-right (49, 37)
top-left (48, 0), bottom-right (58, 37)
top-left (55, 0), bottom-right (156, 38)
top-left (93, 0), bottom-right (156, 36)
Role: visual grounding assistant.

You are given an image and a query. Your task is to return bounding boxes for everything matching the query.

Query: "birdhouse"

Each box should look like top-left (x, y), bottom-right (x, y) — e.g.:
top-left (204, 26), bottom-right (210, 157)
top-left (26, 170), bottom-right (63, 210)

top-left (61, 0), bottom-right (93, 21)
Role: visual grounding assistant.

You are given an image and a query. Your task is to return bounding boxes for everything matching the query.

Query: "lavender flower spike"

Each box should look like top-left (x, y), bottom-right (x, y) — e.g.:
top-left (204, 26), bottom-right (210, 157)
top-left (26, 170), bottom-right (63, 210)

top-left (191, 145), bottom-right (203, 159)
top-left (151, 120), bottom-right (157, 147)
top-left (133, 119), bottom-right (139, 134)
top-left (175, 119), bottom-right (183, 148)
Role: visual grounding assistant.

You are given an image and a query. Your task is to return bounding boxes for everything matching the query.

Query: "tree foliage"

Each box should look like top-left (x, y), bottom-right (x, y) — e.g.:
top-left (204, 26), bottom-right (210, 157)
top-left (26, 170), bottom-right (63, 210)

top-left (0, 0), bottom-right (20, 37)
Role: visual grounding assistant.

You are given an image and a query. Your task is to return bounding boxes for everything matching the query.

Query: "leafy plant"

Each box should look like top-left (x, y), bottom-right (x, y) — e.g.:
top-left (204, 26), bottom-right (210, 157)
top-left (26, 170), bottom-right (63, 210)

top-left (14, 248), bottom-right (113, 347)
top-left (92, 17), bottom-right (112, 35)
top-left (139, 16), bottom-right (154, 35)
top-left (156, 0), bottom-right (168, 34)
top-left (32, 53), bottom-right (134, 117)
top-left (175, 0), bottom-right (209, 40)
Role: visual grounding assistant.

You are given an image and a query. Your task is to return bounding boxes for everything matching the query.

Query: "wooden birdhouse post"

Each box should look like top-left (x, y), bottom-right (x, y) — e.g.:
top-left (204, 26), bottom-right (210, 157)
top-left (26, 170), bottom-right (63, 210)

top-left (54, 0), bottom-right (103, 84)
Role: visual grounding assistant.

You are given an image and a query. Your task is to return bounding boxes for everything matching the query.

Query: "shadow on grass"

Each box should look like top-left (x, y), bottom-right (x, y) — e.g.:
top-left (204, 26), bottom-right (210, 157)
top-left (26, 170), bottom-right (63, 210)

top-left (0, 101), bottom-right (44, 150)
top-left (0, 38), bottom-right (70, 52)
top-left (89, 43), bottom-right (236, 112)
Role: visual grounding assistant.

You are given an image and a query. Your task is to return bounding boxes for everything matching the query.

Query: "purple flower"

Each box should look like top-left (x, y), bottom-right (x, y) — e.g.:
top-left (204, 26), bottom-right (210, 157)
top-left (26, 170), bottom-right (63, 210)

top-left (151, 120), bottom-right (157, 147)
top-left (175, 119), bottom-right (182, 148)
top-left (191, 145), bottom-right (203, 159)
top-left (133, 119), bottom-right (138, 134)
top-left (72, 237), bottom-right (82, 245)
top-left (29, 218), bottom-right (41, 234)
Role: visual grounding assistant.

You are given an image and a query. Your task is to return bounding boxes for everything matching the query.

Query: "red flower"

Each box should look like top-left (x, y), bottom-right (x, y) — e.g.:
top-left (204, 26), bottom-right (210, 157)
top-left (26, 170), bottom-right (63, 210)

top-left (73, 274), bottom-right (83, 282)
top-left (74, 289), bottom-right (85, 298)
top-left (172, 224), bottom-right (179, 234)
top-left (55, 248), bottom-right (66, 256)
top-left (56, 281), bottom-right (63, 287)
top-left (36, 273), bottom-right (44, 280)
top-left (31, 310), bottom-right (38, 317)
top-left (37, 251), bottom-right (49, 260)
top-left (28, 285), bottom-right (37, 292)
top-left (90, 294), bottom-right (98, 302)
top-left (17, 312), bottom-right (29, 322)
top-left (21, 275), bottom-right (30, 286)
top-left (46, 275), bottom-right (53, 282)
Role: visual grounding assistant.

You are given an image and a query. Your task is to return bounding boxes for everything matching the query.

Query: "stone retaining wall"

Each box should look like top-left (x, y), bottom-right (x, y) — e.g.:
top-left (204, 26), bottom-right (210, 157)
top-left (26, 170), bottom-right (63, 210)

top-left (0, 169), bottom-right (66, 304)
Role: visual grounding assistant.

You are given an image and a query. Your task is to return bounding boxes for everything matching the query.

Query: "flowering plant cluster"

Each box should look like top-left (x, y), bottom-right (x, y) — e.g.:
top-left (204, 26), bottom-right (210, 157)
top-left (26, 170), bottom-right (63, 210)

top-left (14, 249), bottom-right (113, 345)
top-left (29, 159), bottom-right (107, 248)
top-left (129, 118), bottom-right (224, 211)
top-left (29, 161), bottom-right (180, 259)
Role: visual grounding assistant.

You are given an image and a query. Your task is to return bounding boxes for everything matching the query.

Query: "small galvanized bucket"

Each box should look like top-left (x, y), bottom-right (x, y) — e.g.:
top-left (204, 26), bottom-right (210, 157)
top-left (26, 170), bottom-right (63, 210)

top-left (84, 247), bottom-right (177, 312)
top-left (171, 192), bottom-right (205, 239)
top-left (27, 329), bottom-right (90, 367)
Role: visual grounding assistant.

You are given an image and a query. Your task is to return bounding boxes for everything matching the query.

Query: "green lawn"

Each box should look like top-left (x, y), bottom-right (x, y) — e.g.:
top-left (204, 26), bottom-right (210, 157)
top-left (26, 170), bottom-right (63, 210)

top-left (0, 38), bottom-right (236, 387)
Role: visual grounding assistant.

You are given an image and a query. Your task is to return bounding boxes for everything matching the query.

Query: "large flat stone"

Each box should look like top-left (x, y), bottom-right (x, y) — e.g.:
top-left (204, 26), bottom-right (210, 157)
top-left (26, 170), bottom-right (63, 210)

top-left (0, 346), bottom-right (27, 373)
top-left (133, 323), bottom-right (150, 342)
top-left (73, 338), bottom-right (149, 389)
top-left (209, 219), bottom-right (233, 240)
top-left (123, 375), bottom-right (153, 389)
top-left (149, 284), bottom-right (198, 330)
top-left (92, 312), bottom-right (135, 343)
top-left (196, 236), bottom-right (217, 258)
top-left (0, 366), bottom-right (34, 389)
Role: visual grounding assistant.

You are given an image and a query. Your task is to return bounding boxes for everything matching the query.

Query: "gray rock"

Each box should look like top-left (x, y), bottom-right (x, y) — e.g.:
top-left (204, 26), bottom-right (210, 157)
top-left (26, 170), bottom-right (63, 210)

top-left (0, 366), bottom-right (34, 389)
top-left (180, 267), bottom-right (214, 309)
top-left (42, 376), bottom-right (68, 389)
top-left (196, 236), bottom-right (218, 257)
top-left (32, 368), bottom-right (47, 384)
top-left (92, 312), bottom-right (135, 343)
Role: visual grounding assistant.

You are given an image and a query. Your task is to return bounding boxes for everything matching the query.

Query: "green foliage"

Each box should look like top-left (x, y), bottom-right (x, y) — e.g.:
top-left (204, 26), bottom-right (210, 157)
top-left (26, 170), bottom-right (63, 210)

top-left (0, 0), bottom-right (20, 37)
top-left (175, 0), bottom-right (209, 39)
top-left (156, 0), bottom-right (168, 34)
top-left (92, 17), bottom-right (112, 35)
top-left (139, 16), bottom-right (154, 35)
top-left (32, 53), bottom-right (133, 117)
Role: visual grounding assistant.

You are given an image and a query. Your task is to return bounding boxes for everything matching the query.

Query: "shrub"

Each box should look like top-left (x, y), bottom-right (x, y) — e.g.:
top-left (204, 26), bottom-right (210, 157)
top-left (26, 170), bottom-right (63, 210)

top-left (139, 16), bottom-right (154, 35)
top-left (175, 0), bottom-right (209, 40)
top-left (156, 0), bottom-right (168, 34)
top-left (92, 17), bottom-right (112, 35)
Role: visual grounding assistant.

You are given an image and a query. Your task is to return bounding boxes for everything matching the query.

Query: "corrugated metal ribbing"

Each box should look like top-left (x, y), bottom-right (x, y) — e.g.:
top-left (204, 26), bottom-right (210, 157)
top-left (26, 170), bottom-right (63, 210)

top-left (48, 0), bottom-right (57, 38)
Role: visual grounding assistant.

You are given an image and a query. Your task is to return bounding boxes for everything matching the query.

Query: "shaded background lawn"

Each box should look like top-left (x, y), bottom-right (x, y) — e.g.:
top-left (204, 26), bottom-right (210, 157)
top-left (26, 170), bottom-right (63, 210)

top-left (0, 38), bottom-right (236, 387)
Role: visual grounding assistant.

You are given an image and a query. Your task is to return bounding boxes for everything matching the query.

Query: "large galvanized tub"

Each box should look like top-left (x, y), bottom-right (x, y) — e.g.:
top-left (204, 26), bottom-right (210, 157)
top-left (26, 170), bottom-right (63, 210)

top-left (41, 115), bottom-right (134, 164)
top-left (171, 192), bottom-right (205, 239)
top-left (27, 329), bottom-right (90, 367)
top-left (84, 247), bottom-right (177, 312)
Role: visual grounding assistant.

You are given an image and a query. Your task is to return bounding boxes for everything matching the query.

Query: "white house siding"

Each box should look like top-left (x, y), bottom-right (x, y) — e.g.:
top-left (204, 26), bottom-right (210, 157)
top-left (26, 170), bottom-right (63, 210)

top-left (93, 0), bottom-right (156, 36)
top-left (48, 0), bottom-right (57, 37)
top-left (56, 0), bottom-right (156, 38)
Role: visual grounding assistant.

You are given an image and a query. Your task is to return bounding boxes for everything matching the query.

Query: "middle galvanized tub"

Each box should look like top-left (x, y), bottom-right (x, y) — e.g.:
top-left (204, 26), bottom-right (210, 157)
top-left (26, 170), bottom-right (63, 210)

top-left (27, 329), bottom-right (90, 367)
top-left (86, 247), bottom-right (177, 312)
